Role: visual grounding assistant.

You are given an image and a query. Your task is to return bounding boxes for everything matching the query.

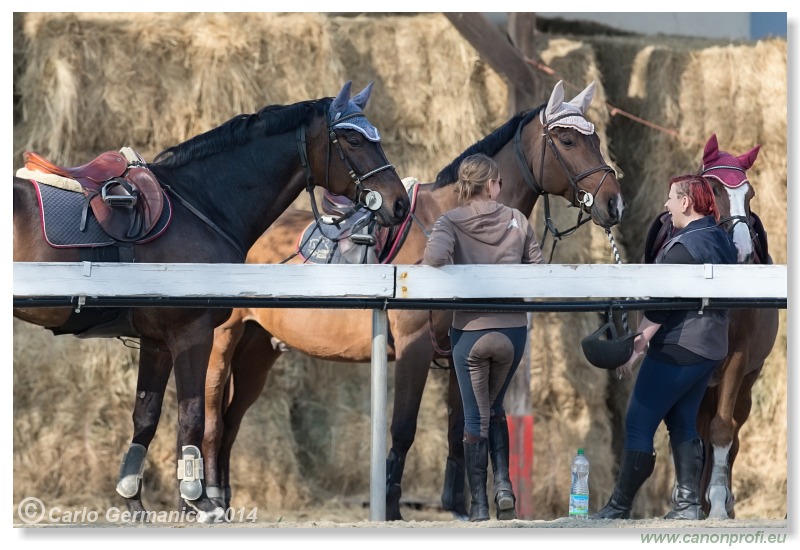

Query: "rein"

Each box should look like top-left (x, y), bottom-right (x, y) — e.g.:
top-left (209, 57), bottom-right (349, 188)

top-left (513, 111), bottom-right (616, 262)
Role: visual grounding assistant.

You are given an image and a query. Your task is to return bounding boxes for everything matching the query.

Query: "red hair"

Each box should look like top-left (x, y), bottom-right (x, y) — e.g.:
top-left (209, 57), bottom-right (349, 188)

top-left (668, 174), bottom-right (719, 221)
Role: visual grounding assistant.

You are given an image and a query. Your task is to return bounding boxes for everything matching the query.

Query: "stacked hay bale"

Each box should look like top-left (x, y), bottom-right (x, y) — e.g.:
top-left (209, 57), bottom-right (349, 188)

top-left (12, 12), bottom-right (786, 520)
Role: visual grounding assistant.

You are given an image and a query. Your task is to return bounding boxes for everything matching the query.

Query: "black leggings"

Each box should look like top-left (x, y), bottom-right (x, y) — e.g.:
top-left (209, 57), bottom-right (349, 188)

top-left (451, 326), bottom-right (527, 440)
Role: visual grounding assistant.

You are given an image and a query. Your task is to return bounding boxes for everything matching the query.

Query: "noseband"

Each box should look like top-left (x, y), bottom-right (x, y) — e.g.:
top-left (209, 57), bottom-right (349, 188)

top-left (296, 111), bottom-right (395, 227)
top-left (513, 111), bottom-right (616, 248)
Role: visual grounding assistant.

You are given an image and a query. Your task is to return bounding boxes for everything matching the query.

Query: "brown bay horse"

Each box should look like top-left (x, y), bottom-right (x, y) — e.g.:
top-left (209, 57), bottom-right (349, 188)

top-left (201, 80), bottom-right (624, 520)
top-left (644, 134), bottom-right (779, 519)
top-left (13, 81), bottom-right (410, 521)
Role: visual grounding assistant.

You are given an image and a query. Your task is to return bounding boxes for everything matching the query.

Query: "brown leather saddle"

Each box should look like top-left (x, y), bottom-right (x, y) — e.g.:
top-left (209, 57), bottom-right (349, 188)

top-left (24, 149), bottom-right (164, 242)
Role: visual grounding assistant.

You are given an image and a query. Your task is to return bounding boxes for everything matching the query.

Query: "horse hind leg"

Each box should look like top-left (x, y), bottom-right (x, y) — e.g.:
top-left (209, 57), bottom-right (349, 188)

top-left (218, 321), bottom-right (279, 510)
top-left (387, 330), bottom-right (435, 521)
top-left (442, 362), bottom-right (468, 521)
top-left (116, 338), bottom-right (172, 516)
top-left (203, 312), bottom-right (248, 510)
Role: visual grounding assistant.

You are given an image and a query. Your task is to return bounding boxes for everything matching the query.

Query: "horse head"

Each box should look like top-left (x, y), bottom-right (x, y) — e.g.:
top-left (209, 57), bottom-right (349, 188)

top-left (701, 133), bottom-right (761, 263)
top-left (309, 81), bottom-right (409, 226)
top-left (534, 80), bottom-right (623, 228)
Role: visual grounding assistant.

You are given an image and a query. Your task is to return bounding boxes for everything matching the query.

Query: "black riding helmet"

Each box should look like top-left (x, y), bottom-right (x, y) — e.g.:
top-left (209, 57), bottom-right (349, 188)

top-left (581, 319), bottom-right (640, 370)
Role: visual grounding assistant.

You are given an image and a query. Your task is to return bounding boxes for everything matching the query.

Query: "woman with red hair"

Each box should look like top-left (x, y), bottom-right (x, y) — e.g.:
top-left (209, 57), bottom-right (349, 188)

top-left (591, 174), bottom-right (737, 520)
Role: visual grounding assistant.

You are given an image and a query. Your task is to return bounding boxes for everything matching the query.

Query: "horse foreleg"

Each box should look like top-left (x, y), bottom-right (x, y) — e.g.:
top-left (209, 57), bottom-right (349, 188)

top-left (170, 316), bottom-right (226, 522)
top-left (218, 322), bottom-right (278, 509)
top-left (723, 366), bottom-right (761, 520)
top-left (387, 331), bottom-right (434, 521)
top-left (442, 362), bottom-right (468, 520)
top-left (117, 337), bottom-right (172, 515)
top-left (203, 313), bottom-right (248, 509)
top-left (705, 350), bottom-right (748, 520)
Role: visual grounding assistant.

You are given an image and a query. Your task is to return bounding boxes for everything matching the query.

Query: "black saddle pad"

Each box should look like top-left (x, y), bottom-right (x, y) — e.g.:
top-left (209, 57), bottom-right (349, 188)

top-left (31, 179), bottom-right (172, 248)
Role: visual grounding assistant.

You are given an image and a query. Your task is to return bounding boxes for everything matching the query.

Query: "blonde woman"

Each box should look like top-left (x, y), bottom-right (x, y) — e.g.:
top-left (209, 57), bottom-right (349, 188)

top-left (423, 153), bottom-right (544, 521)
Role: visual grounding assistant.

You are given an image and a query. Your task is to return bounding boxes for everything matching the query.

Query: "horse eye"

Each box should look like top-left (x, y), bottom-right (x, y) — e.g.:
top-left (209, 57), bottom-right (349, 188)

top-left (346, 135), bottom-right (362, 146)
top-left (560, 136), bottom-right (575, 147)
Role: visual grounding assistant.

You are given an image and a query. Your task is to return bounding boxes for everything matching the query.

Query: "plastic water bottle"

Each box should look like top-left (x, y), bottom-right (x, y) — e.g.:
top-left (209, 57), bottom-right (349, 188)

top-left (569, 448), bottom-right (590, 519)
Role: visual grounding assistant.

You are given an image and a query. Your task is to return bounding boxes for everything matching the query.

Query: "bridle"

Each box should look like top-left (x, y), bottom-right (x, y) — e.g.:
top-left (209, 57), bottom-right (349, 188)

top-left (513, 110), bottom-right (616, 260)
top-left (702, 165), bottom-right (759, 260)
top-left (296, 110), bottom-right (396, 228)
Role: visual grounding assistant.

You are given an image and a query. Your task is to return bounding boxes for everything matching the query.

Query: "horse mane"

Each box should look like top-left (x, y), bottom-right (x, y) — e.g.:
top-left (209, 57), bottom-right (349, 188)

top-left (151, 98), bottom-right (332, 168)
top-left (433, 105), bottom-right (544, 187)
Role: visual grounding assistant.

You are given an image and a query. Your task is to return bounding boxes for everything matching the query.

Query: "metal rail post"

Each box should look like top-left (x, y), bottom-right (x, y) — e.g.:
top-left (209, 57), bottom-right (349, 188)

top-left (369, 308), bottom-right (388, 521)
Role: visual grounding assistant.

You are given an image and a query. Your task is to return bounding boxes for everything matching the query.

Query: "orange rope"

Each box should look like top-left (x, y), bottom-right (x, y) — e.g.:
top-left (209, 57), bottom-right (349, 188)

top-left (523, 56), bottom-right (707, 148)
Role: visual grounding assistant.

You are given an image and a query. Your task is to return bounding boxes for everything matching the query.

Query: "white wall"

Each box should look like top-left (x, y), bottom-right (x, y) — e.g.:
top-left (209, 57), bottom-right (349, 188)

top-left (485, 12), bottom-right (752, 40)
top-left (540, 12), bottom-right (750, 40)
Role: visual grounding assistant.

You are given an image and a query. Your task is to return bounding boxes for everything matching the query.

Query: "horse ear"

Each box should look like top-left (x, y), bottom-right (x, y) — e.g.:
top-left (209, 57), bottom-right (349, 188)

top-left (351, 81), bottom-right (375, 110)
top-left (545, 80), bottom-right (565, 119)
top-left (738, 144), bottom-right (761, 170)
top-left (568, 81), bottom-right (596, 114)
top-left (703, 133), bottom-right (720, 165)
top-left (331, 81), bottom-right (353, 115)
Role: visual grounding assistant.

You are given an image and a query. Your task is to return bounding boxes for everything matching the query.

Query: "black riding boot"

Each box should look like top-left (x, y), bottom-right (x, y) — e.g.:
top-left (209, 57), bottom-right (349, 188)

top-left (664, 438), bottom-right (705, 520)
top-left (489, 415), bottom-right (517, 520)
top-left (464, 438), bottom-right (490, 522)
top-left (385, 448), bottom-right (406, 521)
top-left (590, 449), bottom-right (656, 519)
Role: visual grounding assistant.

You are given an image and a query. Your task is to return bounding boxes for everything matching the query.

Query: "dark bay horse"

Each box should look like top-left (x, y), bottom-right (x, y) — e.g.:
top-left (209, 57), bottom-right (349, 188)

top-left (202, 80), bottom-right (624, 519)
top-left (644, 134), bottom-right (779, 519)
top-left (13, 81), bottom-right (410, 521)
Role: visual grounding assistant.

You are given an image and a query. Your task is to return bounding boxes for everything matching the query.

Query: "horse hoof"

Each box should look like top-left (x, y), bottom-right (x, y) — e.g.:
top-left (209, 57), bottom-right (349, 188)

top-left (196, 506), bottom-right (226, 524)
top-left (450, 510), bottom-right (470, 522)
top-left (707, 485), bottom-right (732, 520)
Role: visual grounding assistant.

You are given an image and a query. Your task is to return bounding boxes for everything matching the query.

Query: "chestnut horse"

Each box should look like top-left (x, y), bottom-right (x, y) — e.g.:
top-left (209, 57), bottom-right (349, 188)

top-left (202, 80), bottom-right (624, 519)
top-left (644, 134), bottom-right (779, 519)
top-left (13, 81), bottom-right (409, 521)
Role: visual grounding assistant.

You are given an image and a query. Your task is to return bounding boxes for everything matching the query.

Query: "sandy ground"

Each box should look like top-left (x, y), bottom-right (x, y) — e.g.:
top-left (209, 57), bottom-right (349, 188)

top-left (15, 503), bottom-right (788, 530)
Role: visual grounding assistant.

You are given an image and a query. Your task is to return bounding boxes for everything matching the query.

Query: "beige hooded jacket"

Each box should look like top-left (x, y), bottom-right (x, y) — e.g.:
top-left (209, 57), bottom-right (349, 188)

top-left (423, 200), bottom-right (544, 330)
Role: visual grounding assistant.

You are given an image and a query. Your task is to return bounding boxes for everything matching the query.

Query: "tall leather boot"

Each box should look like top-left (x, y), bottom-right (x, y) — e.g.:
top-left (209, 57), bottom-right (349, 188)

top-left (463, 438), bottom-right (490, 522)
top-left (489, 415), bottom-right (517, 520)
top-left (590, 449), bottom-right (656, 519)
top-left (664, 438), bottom-right (705, 520)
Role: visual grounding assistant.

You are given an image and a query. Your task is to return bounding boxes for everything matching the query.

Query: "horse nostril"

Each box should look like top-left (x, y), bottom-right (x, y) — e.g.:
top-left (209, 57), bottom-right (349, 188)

top-left (394, 198), bottom-right (409, 220)
top-left (607, 198), bottom-right (618, 221)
